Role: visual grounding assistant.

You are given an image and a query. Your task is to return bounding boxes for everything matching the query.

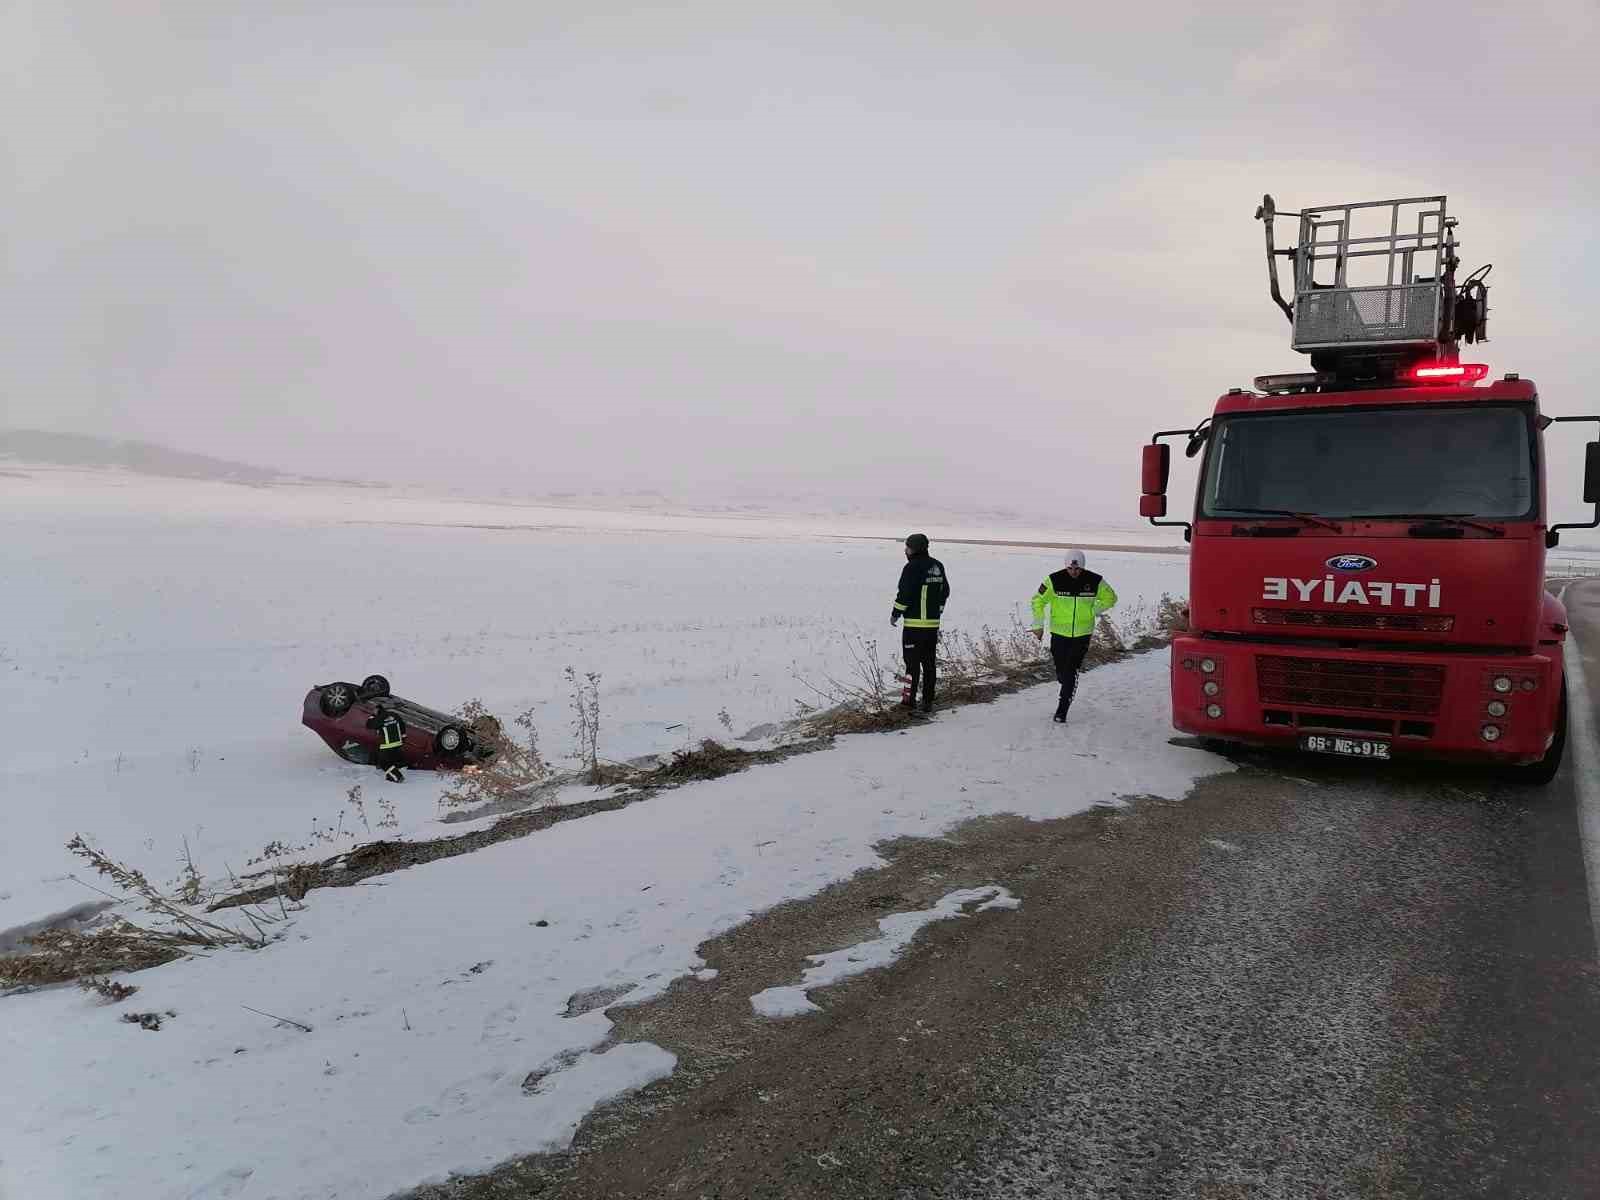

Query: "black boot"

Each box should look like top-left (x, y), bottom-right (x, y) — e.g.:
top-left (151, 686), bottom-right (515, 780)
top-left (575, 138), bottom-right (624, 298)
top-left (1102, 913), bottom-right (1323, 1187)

top-left (384, 765), bottom-right (405, 783)
top-left (1052, 703), bottom-right (1067, 724)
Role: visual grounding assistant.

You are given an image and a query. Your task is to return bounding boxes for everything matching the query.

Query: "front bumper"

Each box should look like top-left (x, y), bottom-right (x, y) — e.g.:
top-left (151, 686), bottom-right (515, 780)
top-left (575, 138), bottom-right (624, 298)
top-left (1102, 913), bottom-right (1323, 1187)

top-left (1170, 635), bottom-right (1562, 765)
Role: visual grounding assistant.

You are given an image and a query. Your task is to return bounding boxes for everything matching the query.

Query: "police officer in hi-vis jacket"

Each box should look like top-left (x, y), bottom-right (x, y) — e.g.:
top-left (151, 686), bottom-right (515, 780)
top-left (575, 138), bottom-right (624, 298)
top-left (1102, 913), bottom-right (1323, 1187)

top-left (1031, 549), bottom-right (1117, 723)
top-left (890, 533), bottom-right (950, 714)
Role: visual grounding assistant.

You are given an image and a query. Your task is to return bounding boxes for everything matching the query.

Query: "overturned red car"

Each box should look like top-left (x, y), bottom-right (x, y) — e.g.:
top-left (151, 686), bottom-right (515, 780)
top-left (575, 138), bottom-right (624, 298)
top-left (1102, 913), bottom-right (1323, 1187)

top-left (301, 675), bottom-right (497, 771)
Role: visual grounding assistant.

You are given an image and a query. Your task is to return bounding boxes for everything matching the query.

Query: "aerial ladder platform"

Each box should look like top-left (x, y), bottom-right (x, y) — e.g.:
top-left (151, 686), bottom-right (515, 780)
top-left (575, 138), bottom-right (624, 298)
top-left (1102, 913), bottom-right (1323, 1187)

top-left (1255, 194), bottom-right (1492, 387)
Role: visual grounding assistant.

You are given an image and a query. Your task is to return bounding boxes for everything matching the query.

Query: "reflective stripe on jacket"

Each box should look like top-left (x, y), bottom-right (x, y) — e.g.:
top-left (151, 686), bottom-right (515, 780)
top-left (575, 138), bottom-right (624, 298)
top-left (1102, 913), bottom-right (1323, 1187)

top-left (893, 553), bottom-right (950, 628)
top-left (1031, 569), bottom-right (1116, 638)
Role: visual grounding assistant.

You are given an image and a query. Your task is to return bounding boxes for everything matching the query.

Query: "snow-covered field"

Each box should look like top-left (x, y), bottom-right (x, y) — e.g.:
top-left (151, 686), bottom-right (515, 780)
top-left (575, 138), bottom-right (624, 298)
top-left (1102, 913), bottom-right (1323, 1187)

top-left (2, 468), bottom-right (1187, 934)
top-left (1, 469), bottom-right (1215, 1200)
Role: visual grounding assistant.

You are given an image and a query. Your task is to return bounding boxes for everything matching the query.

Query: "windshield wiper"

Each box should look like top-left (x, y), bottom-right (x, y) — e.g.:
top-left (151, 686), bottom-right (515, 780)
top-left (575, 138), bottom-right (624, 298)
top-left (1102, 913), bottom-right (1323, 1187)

top-left (1348, 513), bottom-right (1506, 538)
top-left (1221, 507), bottom-right (1343, 532)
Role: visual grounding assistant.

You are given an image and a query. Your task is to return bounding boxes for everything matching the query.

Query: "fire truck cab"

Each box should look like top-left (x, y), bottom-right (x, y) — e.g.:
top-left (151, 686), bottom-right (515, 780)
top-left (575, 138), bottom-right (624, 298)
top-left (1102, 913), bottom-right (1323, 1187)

top-left (1140, 195), bottom-right (1600, 781)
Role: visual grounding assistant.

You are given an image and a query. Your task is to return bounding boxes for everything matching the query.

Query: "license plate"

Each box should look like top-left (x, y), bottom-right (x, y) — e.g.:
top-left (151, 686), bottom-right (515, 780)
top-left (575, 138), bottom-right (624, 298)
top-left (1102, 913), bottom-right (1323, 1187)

top-left (1299, 734), bottom-right (1390, 761)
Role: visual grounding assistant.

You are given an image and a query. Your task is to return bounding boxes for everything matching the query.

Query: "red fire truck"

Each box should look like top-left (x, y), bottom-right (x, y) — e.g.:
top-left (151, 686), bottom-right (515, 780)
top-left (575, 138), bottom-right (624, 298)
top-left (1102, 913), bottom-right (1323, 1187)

top-left (1139, 194), bottom-right (1599, 781)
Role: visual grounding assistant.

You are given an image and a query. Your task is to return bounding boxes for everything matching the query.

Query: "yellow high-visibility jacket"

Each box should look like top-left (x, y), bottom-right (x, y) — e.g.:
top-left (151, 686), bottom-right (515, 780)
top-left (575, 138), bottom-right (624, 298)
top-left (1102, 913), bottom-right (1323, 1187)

top-left (1031, 569), bottom-right (1116, 638)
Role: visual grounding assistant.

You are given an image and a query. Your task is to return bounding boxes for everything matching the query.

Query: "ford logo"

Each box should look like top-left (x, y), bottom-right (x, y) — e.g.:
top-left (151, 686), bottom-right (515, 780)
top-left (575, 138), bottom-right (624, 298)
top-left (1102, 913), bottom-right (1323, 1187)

top-left (1326, 554), bottom-right (1378, 572)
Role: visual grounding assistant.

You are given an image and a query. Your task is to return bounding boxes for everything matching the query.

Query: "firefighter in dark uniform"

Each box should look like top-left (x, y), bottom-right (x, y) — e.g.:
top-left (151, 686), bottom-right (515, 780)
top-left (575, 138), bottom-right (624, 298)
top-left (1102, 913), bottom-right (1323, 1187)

top-left (1031, 549), bottom-right (1117, 723)
top-left (366, 704), bottom-right (407, 783)
top-left (890, 533), bottom-right (950, 714)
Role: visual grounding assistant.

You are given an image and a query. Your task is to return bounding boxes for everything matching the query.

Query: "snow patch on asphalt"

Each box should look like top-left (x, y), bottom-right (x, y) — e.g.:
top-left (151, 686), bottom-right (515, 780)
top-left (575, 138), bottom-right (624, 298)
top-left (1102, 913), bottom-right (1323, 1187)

top-left (751, 886), bottom-right (1019, 1018)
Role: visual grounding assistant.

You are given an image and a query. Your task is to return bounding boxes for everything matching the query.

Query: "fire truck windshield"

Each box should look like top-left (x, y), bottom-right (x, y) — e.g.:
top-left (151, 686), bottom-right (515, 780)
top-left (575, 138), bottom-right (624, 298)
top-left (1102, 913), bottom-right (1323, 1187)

top-left (1201, 404), bottom-right (1535, 522)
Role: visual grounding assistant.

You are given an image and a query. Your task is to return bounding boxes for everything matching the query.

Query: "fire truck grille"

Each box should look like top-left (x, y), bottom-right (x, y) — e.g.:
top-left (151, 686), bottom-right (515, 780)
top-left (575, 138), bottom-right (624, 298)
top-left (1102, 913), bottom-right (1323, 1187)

top-left (1255, 655), bottom-right (1446, 716)
top-left (1252, 608), bottom-right (1455, 633)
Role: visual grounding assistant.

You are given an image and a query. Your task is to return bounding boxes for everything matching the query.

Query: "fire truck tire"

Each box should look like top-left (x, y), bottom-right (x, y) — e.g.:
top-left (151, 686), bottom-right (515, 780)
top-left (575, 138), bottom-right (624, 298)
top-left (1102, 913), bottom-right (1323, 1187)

top-left (1514, 682), bottom-right (1567, 786)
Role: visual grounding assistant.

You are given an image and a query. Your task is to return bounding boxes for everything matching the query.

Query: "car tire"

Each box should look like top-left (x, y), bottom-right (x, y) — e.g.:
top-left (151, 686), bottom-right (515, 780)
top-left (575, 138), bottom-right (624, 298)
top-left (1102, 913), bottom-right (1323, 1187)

top-left (435, 724), bottom-right (468, 755)
top-left (320, 682), bottom-right (358, 718)
top-left (1514, 682), bottom-right (1567, 786)
top-left (362, 674), bottom-right (391, 698)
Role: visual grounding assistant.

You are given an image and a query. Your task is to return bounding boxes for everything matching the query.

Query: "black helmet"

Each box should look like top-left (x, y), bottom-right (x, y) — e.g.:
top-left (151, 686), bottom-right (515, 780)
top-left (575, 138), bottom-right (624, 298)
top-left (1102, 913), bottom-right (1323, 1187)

top-left (905, 533), bottom-right (929, 552)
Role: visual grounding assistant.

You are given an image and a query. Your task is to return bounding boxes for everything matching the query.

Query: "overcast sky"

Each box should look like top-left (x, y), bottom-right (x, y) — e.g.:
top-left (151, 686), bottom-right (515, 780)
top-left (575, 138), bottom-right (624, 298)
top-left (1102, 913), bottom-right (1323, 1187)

top-left (4, 1), bottom-right (1596, 522)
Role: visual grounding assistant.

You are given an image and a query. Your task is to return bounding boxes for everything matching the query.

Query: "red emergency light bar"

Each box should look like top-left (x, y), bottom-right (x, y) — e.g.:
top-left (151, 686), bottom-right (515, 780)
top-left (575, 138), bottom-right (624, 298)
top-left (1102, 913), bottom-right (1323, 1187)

top-left (1408, 363), bottom-right (1490, 383)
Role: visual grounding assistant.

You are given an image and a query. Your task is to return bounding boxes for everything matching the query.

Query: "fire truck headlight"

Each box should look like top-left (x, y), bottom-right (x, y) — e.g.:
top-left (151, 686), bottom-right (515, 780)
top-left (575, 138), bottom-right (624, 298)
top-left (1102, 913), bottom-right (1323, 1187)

top-left (1199, 658), bottom-right (1217, 675)
top-left (1181, 657), bottom-right (1195, 671)
top-left (1202, 680), bottom-right (1220, 697)
top-left (1481, 724), bottom-right (1502, 742)
top-left (1492, 675), bottom-right (1513, 694)
top-left (1205, 703), bottom-right (1223, 719)
top-left (1486, 700), bottom-right (1508, 718)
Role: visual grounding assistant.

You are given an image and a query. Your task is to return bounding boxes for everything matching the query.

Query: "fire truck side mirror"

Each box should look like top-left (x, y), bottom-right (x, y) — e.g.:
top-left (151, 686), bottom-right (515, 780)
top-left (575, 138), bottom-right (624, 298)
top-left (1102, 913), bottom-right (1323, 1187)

top-left (1546, 421), bottom-right (1600, 546)
top-left (1141, 443), bottom-right (1170, 496)
top-left (1139, 494), bottom-right (1168, 518)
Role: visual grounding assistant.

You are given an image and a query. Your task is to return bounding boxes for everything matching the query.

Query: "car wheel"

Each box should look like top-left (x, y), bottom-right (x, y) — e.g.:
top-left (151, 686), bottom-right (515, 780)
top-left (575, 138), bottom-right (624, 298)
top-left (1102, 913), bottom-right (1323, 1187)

top-left (335, 740), bottom-right (372, 765)
top-left (435, 725), bottom-right (468, 755)
top-left (362, 674), bottom-right (391, 698)
top-left (320, 682), bottom-right (358, 718)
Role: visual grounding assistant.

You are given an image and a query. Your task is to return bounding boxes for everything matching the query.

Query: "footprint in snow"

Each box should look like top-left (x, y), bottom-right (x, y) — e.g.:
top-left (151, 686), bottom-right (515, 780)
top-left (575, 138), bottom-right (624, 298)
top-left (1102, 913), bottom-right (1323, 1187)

top-left (184, 1166), bottom-right (254, 1199)
top-left (480, 1001), bottom-right (520, 1047)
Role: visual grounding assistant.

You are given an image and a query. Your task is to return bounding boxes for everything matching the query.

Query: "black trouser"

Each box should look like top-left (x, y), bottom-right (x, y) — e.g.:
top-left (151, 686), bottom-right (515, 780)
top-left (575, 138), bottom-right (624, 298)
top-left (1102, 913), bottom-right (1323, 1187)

top-left (902, 627), bottom-right (939, 709)
top-left (1050, 633), bottom-right (1092, 713)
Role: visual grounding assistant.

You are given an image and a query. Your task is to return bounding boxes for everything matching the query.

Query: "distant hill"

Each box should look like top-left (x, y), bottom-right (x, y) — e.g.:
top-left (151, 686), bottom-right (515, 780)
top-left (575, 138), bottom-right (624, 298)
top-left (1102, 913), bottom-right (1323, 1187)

top-left (0, 430), bottom-right (368, 487)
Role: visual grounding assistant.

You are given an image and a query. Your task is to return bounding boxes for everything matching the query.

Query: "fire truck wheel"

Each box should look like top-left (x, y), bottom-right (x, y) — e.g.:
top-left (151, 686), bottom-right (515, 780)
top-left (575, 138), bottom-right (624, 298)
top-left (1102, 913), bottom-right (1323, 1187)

top-left (1514, 682), bottom-right (1567, 786)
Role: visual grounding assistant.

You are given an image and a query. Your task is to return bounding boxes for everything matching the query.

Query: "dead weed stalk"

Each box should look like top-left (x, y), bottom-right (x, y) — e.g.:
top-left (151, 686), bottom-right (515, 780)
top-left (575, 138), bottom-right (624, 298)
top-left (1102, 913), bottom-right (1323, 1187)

top-left (0, 835), bottom-right (286, 989)
top-left (439, 701), bottom-right (552, 810)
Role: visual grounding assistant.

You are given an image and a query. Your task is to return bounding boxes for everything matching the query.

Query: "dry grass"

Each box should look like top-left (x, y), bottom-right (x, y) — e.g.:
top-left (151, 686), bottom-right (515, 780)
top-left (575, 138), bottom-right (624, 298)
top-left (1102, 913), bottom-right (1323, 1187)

top-left (66, 835), bottom-right (277, 949)
top-left (0, 836), bottom-right (287, 990)
top-left (439, 701), bottom-right (552, 811)
top-left (652, 739), bottom-right (752, 782)
top-left (793, 596), bottom-right (1186, 736)
top-left (0, 922), bottom-right (188, 989)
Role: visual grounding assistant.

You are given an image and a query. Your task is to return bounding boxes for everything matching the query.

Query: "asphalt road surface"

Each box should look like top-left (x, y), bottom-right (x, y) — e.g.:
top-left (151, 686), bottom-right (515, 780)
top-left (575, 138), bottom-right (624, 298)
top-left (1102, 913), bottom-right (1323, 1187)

top-left (409, 580), bottom-right (1600, 1200)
